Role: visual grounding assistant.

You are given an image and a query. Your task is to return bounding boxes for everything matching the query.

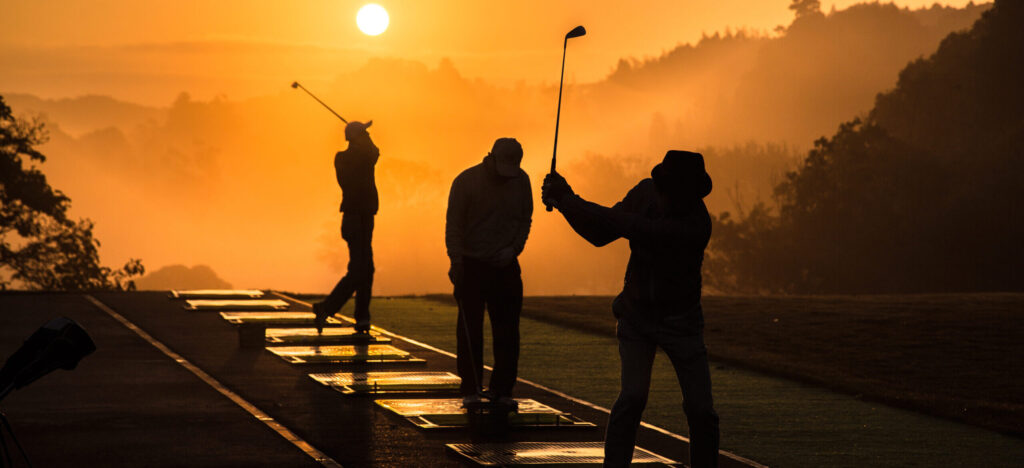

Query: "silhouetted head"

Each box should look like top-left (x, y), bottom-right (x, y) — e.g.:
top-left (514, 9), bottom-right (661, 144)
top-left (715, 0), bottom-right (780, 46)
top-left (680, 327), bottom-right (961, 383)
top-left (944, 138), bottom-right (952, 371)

top-left (489, 137), bottom-right (523, 177)
top-left (652, 150), bottom-right (712, 204)
top-left (345, 120), bottom-right (372, 142)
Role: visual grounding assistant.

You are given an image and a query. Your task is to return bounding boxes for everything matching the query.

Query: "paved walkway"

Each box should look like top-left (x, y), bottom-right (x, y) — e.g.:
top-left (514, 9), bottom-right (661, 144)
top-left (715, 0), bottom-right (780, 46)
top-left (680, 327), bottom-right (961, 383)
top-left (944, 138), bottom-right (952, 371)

top-left (0, 291), bottom-right (766, 467)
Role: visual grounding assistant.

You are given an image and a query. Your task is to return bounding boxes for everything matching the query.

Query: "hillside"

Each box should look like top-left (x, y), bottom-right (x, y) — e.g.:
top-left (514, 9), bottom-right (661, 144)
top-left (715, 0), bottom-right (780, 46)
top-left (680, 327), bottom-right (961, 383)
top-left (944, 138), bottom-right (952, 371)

top-left (711, 0), bottom-right (1024, 293)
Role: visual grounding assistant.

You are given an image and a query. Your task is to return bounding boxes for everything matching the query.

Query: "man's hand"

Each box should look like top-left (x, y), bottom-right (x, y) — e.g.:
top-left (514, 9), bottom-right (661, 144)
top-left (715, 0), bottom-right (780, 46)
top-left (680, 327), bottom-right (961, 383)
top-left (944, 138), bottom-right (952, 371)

top-left (448, 261), bottom-right (464, 287)
top-left (542, 172), bottom-right (574, 207)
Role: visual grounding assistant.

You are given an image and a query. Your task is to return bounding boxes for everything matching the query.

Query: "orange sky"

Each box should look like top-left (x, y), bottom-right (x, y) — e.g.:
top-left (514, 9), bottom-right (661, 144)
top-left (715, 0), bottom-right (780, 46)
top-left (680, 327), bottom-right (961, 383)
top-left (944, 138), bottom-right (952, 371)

top-left (1, 0), bottom-right (978, 104)
top-left (1, 0), bottom-right (984, 293)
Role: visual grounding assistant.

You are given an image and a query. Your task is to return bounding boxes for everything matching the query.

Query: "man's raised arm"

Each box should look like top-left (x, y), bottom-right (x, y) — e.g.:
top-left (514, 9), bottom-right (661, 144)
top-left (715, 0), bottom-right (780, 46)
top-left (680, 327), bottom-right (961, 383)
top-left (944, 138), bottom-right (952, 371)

top-left (543, 172), bottom-right (630, 247)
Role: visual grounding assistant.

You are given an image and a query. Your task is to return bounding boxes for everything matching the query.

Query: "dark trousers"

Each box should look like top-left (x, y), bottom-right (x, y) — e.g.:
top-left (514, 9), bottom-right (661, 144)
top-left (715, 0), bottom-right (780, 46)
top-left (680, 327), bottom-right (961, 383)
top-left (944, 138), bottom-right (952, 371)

top-left (322, 213), bottom-right (375, 325)
top-left (604, 316), bottom-right (720, 468)
top-left (454, 257), bottom-right (522, 396)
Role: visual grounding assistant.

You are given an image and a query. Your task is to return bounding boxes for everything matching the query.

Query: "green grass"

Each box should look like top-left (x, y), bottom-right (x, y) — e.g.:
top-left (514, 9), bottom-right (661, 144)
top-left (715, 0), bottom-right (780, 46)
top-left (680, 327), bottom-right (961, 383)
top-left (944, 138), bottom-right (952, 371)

top-left (328, 297), bottom-right (1024, 467)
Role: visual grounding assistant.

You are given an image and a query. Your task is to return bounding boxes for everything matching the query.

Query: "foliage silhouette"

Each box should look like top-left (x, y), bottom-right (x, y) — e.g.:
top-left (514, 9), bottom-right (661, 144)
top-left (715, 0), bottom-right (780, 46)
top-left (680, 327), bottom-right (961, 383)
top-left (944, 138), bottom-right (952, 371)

top-left (1, 95), bottom-right (144, 290)
top-left (710, 0), bottom-right (1024, 293)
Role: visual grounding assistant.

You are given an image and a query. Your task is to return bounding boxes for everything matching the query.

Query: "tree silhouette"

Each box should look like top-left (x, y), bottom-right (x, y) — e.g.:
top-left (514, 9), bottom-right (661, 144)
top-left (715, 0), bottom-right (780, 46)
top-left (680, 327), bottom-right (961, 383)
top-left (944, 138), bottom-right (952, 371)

top-left (1, 95), bottom-right (143, 290)
top-left (709, 0), bottom-right (1024, 294)
top-left (789, 0), bottom-right (822, 18)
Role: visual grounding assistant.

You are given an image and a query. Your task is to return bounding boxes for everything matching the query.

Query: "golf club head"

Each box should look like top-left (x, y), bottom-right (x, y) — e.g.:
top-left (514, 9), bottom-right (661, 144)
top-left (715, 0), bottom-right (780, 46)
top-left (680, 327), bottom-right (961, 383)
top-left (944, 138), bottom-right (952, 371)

top-left (566, 26), bottom-right (586, 39)
top-left (291, 81), bottom-right (300, 89)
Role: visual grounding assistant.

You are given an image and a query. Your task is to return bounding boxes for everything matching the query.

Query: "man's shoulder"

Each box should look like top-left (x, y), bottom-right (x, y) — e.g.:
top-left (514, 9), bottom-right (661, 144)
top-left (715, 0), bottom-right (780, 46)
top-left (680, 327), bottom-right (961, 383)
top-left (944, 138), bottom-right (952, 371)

top-left (336, 146), bottom-right (372, 159)
top-left (634, 178), bottom-right (656, 192)
top-left (453, 162), bottom-right (485, 184)
top-left (608, 178), bottom-right (656, 213)
top-left (624, 178), bottom-right (657, 200)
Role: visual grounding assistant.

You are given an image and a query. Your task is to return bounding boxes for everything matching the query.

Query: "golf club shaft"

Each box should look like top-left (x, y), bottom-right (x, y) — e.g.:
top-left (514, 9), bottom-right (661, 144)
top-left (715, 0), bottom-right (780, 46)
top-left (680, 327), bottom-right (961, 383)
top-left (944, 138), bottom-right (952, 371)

top-left (545, 38), bottom-right (570, 212)
top-left (294, 82), bottom-right (348, 124)
top-left (454, 285), bottom-right (485, 397)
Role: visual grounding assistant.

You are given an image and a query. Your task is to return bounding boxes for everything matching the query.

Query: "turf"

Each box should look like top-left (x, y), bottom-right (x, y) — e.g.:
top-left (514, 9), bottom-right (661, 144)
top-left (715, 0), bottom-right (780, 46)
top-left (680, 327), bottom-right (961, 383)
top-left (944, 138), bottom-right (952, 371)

top-left (326, 296), bottom-right (1024, 468)
top-left (418, 293), bottom-right (1024, 438)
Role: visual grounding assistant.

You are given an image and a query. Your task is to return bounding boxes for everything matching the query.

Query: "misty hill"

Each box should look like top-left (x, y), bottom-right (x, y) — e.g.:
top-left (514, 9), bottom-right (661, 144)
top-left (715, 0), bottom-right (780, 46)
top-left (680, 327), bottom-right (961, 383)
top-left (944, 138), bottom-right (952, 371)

top-left (582, 1), bottom-right (990, 146)
top-left (711, 0), bottom-right (1024, 294)
top-left (3, 93), bottom-right (164, 136)
top-left (134, 264), bottom-right (232, 290)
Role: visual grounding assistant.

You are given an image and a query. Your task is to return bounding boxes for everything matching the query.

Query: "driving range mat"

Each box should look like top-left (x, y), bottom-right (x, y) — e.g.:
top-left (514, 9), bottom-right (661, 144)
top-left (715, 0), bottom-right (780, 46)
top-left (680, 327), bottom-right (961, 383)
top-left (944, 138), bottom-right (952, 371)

top-left (265, 327), bottom-right (389, 345)
top-left (185, 299), bottom-right (290, 311)
top-left (219, 311), bottom-right (346, 327)
top-left (445, 441), bottom-right (674, 466)
top-left (308, 371), bottom-right (461, 395)
top-left (170, 289), bottom-right (265, 299)
top-left (376, 398), bottom-right (595, 430)
top-left (266, 344), bottom-right (426, 365)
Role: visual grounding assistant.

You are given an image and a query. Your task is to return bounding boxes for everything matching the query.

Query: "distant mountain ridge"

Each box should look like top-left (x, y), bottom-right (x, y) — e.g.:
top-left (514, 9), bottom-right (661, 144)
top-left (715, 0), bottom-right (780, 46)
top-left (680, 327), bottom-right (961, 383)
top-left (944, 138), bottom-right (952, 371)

top-left (3, 93), bottom-right (164, 136)
top-left (134, 264), bottom-right (232, 291)
top-left (585, 1), bottom-right (991, 146)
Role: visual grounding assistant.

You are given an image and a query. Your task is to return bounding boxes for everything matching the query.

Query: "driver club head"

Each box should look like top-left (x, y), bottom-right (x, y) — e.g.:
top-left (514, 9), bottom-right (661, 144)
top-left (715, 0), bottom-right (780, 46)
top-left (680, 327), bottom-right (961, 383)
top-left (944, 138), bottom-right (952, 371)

top-left (290, 81), bottom-right (300, 89)
top-left (566, 25), bottom-right (586, 39)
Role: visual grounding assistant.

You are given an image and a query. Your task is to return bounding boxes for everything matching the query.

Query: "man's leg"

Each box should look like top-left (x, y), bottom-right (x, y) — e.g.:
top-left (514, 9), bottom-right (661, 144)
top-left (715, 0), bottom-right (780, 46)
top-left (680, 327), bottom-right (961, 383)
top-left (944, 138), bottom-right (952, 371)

top-left (455, 259), bottom-right (486, 396)
top-left (604, 319), bottom-right (657, 468)
top-left (485, 261), bottom-right (522, 398)
top-left (320, 214), bottom-right (362, 314)
top-left (661, 332), bottom-right (720, 468)
top-left (351, 214), bottom-right (374, 331)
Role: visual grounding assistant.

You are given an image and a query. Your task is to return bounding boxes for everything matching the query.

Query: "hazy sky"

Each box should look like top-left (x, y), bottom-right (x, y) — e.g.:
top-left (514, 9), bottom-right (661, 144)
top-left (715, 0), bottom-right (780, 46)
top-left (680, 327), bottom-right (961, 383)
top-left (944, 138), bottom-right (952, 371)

top-left (1, 0), bottom-right (978, 104)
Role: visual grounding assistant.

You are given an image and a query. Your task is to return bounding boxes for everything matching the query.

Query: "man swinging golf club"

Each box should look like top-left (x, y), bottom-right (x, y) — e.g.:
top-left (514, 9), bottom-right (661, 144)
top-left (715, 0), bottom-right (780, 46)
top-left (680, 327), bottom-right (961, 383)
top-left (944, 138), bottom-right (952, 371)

top-left (446, 137), bottom-right (532, 407)
top-left (313, 120), bottom-right (378, 334)
top-left (543, 151), bottom-right (720, 468)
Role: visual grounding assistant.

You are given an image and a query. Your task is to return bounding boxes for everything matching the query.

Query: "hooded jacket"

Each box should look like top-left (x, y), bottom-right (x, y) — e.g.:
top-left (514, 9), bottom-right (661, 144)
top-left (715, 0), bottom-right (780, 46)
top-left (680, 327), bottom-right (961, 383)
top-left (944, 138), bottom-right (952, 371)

top-left (335, 139), bottom-right (380, 215)
top-left (445, 154), bottom-right (533, 265)
top-left (557, 178), bottom-right (711, 332)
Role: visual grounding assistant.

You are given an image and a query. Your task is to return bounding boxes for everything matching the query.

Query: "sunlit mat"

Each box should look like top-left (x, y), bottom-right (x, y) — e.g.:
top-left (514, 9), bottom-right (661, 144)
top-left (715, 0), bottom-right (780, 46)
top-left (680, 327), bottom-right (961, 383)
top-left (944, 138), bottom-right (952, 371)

top-left (220, 312), bottom-right (346, 327)
top-left (185, 299), bottom-right (289, 311)
top-left (266, 344), bottom-right (426, 365)
top-left (265, 327), bottom-right (390, 345)
top-left (376, 399), bottom-right (594, 429)
top-left (309, 371), bottom-right (460, 395)
top-left (446, 442), bottom-right (675, 466)
top-left (170, 289), bottom-right (264, 299)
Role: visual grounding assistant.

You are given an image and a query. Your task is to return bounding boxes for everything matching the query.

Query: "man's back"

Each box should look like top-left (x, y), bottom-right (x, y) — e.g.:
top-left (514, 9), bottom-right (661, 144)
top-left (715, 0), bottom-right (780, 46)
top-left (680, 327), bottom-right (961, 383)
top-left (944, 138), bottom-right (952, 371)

top-left (334, 142), bottom-right (380, 215)
top-left (542, 150), bottom-right (720, 468)
top-left (613, 179), bottom-right (711, 329)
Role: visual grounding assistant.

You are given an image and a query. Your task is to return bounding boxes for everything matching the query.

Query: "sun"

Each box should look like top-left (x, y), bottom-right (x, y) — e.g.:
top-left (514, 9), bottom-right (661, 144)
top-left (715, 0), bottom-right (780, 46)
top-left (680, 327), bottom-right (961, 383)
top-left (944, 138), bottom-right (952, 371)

top-left (356, 4), bottom-right (389, 36)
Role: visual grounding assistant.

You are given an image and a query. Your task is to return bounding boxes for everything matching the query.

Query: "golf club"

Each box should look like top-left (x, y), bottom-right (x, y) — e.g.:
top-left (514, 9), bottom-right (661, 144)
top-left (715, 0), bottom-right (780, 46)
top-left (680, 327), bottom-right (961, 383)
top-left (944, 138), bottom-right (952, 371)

top-left (545, 25), bottom-right (587, 212)
top-left (291, 81), bottom-right (348, 124)
top-left (455, 292), bottom-right (486, 402)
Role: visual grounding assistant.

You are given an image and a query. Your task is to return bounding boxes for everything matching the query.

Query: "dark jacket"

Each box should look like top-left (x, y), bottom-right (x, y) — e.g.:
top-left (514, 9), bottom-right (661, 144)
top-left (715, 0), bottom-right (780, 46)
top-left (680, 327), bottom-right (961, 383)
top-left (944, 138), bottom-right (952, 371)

top-left (557, 178), bottom-right (711, 332)
top-left (335, 140), bottom-right (380, 215)
top-left (446, 155), bottom-right (533, 265)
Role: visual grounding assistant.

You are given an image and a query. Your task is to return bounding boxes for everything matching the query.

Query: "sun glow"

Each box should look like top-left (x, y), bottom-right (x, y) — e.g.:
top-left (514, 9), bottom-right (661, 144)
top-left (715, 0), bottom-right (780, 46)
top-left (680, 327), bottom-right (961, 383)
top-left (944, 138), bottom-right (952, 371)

top-left (356, 4), bottom-right (389, 36)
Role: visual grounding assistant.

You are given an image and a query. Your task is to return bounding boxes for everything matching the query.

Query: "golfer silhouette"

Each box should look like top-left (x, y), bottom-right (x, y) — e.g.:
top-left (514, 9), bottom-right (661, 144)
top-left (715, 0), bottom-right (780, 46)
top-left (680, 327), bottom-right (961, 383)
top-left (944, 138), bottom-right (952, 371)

top-left (313, 121), bottom-right (378, 334)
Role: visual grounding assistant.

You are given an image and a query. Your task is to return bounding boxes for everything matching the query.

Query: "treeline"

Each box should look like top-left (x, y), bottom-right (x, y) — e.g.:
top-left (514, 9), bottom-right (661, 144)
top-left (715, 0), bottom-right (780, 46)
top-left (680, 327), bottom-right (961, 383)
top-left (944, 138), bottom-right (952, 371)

top-left (707, 0), bottom-right (1024, 294)
top-left (594, 1), bottom-right (988, 146)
